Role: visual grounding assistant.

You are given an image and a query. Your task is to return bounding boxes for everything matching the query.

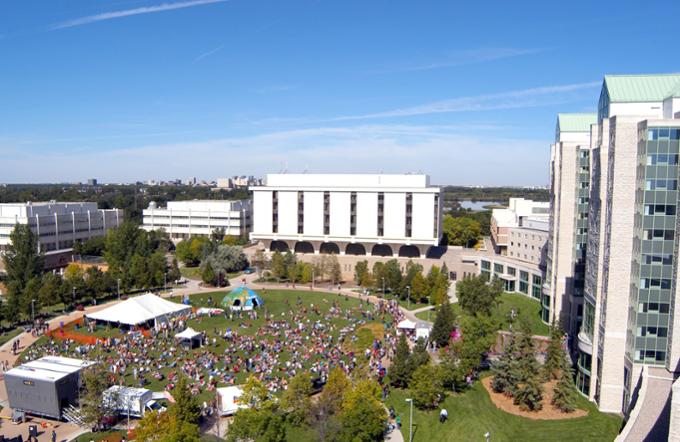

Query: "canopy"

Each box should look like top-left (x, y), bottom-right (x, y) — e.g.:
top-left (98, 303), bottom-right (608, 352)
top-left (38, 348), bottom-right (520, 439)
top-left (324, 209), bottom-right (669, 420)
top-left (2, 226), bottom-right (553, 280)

top-left (415, 321), bottom-right (432, 339)
top-left (221, 287), bottom-right (264, 311)
top-left (216, 386), bottom-right (246, 416)
top-left (86, 293), bottom-right (191, 327)
top-left (175, 327), bottom-right (201, 340)
top-left (397, 319), bottom-right (416, 330)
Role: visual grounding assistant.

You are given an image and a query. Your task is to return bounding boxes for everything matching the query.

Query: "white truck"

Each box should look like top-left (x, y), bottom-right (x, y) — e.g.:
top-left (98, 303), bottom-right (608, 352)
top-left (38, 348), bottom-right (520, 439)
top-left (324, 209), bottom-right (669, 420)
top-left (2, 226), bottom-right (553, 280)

top-left (103, 386), bottom-right (166, 418)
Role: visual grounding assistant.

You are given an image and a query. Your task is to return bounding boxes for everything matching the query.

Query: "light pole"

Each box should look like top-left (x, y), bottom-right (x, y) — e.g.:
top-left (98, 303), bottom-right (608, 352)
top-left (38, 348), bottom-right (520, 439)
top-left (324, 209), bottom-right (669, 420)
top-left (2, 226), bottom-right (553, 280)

top-left (311, 268), bottom-right (315, 290)
top-left (382, 277), bottom-right (385, 298)
top-left (117, 278), bottom-right (121, 300)
top-left (164, 272), bottom-right (167, 292)
top-left (31, 299), bottom-right (36, 326)
top-left (405, 398), bottom-right (413, 442)
top-left (407, 285), bottom-right (411, 309)
top-left (484, 431), bottom-right (490, 442)
top-left (72, 287), bottom-right (76, 307)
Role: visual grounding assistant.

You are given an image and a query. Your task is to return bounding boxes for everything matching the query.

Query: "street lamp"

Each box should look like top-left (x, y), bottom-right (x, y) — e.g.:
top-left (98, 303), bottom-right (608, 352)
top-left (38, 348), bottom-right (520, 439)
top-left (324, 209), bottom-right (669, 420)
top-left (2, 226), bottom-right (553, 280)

top-left (407, 285), bottom-right (411, 309)
top-left (117, 278), bottom-right (121, 300)
top-left (405, 398), bottom-right (413, 442)
top-left (382, 277), bottom-right (385, 298)
top-left (484, 431), bottom-right (490, 442)
top-left (31, 299), bottom-right (36, 326)
top-left (164, 272), bottom-right (167, 292)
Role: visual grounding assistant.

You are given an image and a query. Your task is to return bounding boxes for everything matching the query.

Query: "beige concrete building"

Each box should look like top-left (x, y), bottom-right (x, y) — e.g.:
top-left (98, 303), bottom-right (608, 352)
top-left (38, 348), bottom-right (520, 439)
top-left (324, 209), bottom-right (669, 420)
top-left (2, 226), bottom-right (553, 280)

top-left (546, 75), bottom-right (680, 424)
top-left (490, 198), bottom-right (549, 258)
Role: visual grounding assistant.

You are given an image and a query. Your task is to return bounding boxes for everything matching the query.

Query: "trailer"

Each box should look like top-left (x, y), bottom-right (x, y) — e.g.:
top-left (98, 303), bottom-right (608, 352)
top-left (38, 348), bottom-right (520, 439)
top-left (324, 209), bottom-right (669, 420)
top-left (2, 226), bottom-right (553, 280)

top-left (216, 386), bottom-right (247, 416)
top-left (103, 386), bottom-right (165, 418)
top-left (4, 356), bottom-right (95, 420)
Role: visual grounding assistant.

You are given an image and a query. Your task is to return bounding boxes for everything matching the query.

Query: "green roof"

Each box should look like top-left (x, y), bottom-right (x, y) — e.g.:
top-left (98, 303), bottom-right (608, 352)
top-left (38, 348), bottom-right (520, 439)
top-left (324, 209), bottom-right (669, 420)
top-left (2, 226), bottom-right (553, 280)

top-left (603, 74), bottom-right (680, 102)
top-left (557, 113), bottom-right (597, 133)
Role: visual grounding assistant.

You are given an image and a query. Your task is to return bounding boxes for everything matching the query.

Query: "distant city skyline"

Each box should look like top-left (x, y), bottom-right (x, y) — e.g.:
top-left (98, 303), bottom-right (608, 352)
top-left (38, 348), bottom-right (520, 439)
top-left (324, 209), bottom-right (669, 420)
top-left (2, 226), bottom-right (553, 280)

top-left (1, 1), bottom-right (679, 185)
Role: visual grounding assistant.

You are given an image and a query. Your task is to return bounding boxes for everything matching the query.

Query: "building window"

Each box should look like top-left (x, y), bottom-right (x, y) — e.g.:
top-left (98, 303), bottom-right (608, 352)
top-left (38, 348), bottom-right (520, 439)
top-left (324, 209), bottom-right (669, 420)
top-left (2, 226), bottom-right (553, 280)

top-left (377, 192), bottom-right (384, 237)
top-left (405, 192), bottom-right (413, 237)
top-left (323, 192), bottom-right (330, 235)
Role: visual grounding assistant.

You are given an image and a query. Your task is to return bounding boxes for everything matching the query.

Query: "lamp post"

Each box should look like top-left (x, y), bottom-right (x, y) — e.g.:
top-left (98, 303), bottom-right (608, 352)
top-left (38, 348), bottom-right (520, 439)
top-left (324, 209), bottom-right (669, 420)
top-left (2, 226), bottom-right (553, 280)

top-left (311, 268), bottom-right (315, 290)
top-left (405, 398), bottom-right (413, 442)
top-left (407, 285), bottom-right (411, 309)
top-left (31, 299), bottom-right (36, 326)
top-left (382, 277), bottom-right (385, 298)
top-left (117, 278), bottom-right (121, 300)
top-left (484, 431), bottom-right (490, 442)
top-left (164, 272), bottom-right (167, 292)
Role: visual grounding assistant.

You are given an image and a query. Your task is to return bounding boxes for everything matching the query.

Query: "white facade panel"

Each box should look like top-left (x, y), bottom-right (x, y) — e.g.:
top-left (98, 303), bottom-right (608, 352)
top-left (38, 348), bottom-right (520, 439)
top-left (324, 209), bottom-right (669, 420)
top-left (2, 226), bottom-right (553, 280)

top-left (383, 193), bottom-right (406, 239)
top-left (411, 193), bottom-right (434, 240)
top-left (276, 191), bottom-right (298, 236)
top-left (303, 191), bottom-right (324, 236)
top-left (329, 192), bottom-right (351, 237)
top-left (253, 191), bottom-right (272, 235)
top-left (356, 192), bottom-right (378, 238)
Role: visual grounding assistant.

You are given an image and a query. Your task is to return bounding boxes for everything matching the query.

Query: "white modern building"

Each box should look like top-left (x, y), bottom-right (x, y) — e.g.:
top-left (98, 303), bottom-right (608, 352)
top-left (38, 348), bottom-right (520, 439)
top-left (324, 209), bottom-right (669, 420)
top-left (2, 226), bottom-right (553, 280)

top-left (544, 74), bottom-right (680, 424)
top-left (142, 200), bottom-right (252, 241)
top-left (0, 201), bottom-right (123, 270)
top-left (490, 198), bottom-right (549, 263)
top-left (250, 174), bottom-right (442, 258)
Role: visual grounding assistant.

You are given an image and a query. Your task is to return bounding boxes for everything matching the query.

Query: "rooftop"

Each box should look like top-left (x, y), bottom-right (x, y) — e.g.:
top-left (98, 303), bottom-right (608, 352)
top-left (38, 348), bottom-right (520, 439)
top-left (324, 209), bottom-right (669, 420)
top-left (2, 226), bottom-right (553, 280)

top-left (6, 356), bottom-right (95, 382)
top-left (557, 113), bottom-right (598, 133)
top-left (603, 73), bottom-right (680, 102)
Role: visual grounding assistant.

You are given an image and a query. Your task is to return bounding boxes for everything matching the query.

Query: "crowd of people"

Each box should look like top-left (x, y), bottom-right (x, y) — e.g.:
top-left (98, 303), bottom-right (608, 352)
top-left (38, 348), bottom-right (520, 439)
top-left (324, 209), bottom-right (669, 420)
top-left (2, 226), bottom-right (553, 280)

top-left (22, 292), bottom-right (405, 401)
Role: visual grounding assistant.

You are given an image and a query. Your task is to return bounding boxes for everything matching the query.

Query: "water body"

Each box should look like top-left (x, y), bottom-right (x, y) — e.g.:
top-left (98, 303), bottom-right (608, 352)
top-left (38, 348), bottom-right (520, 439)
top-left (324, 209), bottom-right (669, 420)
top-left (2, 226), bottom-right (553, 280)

top-left (458, 200), bottom-right (503, 211)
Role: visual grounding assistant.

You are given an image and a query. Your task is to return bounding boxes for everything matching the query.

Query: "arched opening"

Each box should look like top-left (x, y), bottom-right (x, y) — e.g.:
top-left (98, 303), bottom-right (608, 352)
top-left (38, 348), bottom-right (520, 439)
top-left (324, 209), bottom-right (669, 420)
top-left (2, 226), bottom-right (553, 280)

top-left (371, 244), bottom-right (393, 257)
top-left (252, 299), bottom-right (259, 307)
top-left (294, 241), bottom-right (315, 254)
top-left (398, 245), bottom-right (420, 258)
top-left (319, 242), bottom-right (340, 255)
top-left (345, 243), bottom-right (367, 256)
top-left (233, 300), bottom-right (241, 307)
top-left (270, 240), bottom-right (290, 252)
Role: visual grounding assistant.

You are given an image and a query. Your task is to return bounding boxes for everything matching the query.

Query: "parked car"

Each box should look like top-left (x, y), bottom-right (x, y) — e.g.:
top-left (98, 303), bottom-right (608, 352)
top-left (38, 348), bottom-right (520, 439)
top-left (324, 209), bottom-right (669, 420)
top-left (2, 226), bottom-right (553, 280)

top-left (244, 267), bottom-right (255, 274)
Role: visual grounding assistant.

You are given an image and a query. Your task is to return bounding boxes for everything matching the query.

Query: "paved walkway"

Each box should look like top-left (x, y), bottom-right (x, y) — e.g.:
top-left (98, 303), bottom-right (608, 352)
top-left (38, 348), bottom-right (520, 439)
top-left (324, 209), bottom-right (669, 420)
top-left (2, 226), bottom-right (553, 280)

top-left (622, 367), bottom-right (674, 442)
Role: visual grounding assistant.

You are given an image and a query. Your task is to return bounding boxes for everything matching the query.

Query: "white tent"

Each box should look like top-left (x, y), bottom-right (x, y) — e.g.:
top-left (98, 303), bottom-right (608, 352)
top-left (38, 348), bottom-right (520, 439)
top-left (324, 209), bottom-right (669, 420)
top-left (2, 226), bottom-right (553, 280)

top-left (216, 386), bottom-right (247, 416)
top-left (397, 319), bottom-right (416, 330)
top-left (86, 293), bottom-right (191, 328)
top-left (175, 327), bottom-right (201, 340)
top-left (415, 321), bottom-right (432, 340)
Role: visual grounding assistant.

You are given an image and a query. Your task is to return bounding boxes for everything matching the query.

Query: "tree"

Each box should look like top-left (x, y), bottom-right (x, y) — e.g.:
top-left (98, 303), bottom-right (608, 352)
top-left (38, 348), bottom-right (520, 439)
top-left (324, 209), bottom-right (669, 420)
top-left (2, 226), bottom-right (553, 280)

top-left (410, 363), bottom-right (443, 410)
top-left (171, 376), bottom-right (201, 425)
top-left (552, 361), bottom-right (578, 413)
top-left (281, 372), bottom-right (312, 425)
top-left (300, 263), bottom-right (313, 284)
top-left (400, 261), bottom-right (423, 299)
top-left (271, 251), bottom-right (286, 280)
top-left (456, 275), bottom-right (502, 317)
top-left (229, 376), bottom-right (284, 442)
top-left (426, 265), bottom-right (450, 305)
top-left (308, 368), bottom-right (348, 442)
top-left (430, 299), bottom-right (456, 348)
top-left (543, 322), bottom-right (565, 381)
top-left (168, 258), bottom-right (181, 283)
top-left (507, 321), bottom-right (544, 411)
top-left (442, 214), bottom-right (481, 247)
top-left (383, 259), bottom-right (402, 294)
top-left (135, 410), bottom-right (200, 442)
top-left (371, 261), bottom-right (385, 291)
top-left (201, 262), bottom-right (217, 286)
top-left (3, 224), bottom-right (44, 321)
top-left (328, 255), bottom-right (342, 284)
top-left (39, 272), bottom-right (65, 307)
top-left (355, 260), bottom-right (369, 286)
top-left (251, 249), bottom-right (269, 275)
top-left (201, 245), bottom-right (248, 277)
top-left (80, 364), bottom-right (114, 429)
top-left (389, 333), bottom-right (414, 388)
top-left (409, 337), bottom-right (430, 372)
top-left (175, 240), bottom-right (195, 266)
top-left (339, 379), bottom-right (387, 442)
top-left (410, 271), bottom-right (429, 304)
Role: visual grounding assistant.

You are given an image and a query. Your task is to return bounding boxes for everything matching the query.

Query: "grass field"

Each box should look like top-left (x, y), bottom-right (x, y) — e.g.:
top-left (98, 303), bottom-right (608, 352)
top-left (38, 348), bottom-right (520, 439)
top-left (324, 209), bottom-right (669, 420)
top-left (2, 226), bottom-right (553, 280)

top-left (25, 290), bottom-right (390, 404)
top-left (386, 378), bottom-right (622, 442)
top-left (0, 328), bottom-right (23, 347)
top-left (180, 266), bottom-right (240, 281)
top-left (415, 293), bottom-right (549, 336)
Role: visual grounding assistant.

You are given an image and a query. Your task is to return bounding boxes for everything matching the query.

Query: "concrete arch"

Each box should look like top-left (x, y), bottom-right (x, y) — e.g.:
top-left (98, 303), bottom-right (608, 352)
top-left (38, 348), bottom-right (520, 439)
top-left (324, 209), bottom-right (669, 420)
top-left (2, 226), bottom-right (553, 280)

top-left (270, 240), bottom-right (290, 253)
top-left (398, 245), bottom-right (420, 258)
top-left (345, 243), bottom-right (367, 256)
top-left (320, 242), bottom-right (341, 255)
top-left (371, 244), bottom-right (393, 257)
top-left (294, 241), bottom-right (315, 254)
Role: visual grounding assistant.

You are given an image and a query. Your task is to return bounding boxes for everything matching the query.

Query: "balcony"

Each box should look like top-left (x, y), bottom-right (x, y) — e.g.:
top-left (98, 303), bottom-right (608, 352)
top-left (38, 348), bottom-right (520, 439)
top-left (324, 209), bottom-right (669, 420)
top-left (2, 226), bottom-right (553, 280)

top-left (576, 330), bottom-right (593, 355)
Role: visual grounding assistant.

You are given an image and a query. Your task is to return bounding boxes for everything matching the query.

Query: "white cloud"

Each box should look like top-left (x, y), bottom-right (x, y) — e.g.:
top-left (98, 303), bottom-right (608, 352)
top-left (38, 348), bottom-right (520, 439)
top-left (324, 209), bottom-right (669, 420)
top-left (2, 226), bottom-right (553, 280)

top-left (50, 0), bottom-right (229, 30)
top-left (332, 81), bottom-right (600, 121)
top-left (376, 48), bottom-right (545, 73)
top-left (192, 45), bottom-right (224, 63)
top-left (1, 124), bottom-right (548, 186)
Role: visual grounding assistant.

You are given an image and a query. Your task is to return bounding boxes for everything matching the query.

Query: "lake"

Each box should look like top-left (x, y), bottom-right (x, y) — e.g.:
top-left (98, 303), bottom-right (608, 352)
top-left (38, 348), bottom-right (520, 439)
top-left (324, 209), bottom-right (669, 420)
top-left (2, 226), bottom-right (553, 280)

top-left (458, 200), bottom-right (504, 211)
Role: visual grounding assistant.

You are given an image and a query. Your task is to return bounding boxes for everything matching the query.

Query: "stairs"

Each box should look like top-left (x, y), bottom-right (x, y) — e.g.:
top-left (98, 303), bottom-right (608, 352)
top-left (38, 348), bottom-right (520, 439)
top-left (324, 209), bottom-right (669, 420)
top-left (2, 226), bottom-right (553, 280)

top-left (62, 404), bottom-right (86, 426)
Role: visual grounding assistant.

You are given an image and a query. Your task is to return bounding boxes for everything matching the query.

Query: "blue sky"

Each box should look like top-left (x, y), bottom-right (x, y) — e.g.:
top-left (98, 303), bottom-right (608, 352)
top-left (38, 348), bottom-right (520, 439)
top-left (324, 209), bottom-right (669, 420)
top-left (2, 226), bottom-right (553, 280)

top-left (1, 0), bottom-right (679, 185)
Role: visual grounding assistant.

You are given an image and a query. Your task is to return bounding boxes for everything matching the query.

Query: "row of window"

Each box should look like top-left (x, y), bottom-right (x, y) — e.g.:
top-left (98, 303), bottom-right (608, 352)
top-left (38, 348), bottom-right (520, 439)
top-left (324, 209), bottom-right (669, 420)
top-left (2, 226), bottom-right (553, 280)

top-left (639, 278), bottom-right (672, 289)
top-left (635, 350), bottom-right (666, 363)
top-left (647, 128), bottom-right (680, 140)
top-left (639, 302), bottom-right (670, 313)
top-left (645, 179), bottom-right (678, 191)
top-left (642, 253), bottom-right (673, 265)
top-left (636, 326), bottom-right (668, 337)
top-left (643, 229), bottom-right (675, 241)
top-left (646, 154), bottom-right (679, 166)
top-left (644, 204), bottom-right (676, 216)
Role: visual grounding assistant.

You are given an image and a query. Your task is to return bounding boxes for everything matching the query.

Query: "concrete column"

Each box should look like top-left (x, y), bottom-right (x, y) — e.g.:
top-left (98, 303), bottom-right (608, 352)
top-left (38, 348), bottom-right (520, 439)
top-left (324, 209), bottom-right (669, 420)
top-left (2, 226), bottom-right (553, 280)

top-left (417, 245), bottom-right (430, 259)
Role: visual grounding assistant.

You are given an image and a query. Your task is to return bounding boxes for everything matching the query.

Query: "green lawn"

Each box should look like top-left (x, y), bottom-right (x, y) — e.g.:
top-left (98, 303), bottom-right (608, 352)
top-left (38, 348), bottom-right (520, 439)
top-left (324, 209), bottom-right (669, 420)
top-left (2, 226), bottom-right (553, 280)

top-left (180, 266), bottom-right (202, 280)
top-left (415, 309), bottom-right (435, 322)
top-left (418, 293), bottom-right (548, 336)
top-left (25, 290), bottom-right (391, 405)
top-left (0, 328), bottom-right (23, 347)
top-left (386, 380), bottom-right (622, 442)
top-left (73, 430), bottom-right (127, 442)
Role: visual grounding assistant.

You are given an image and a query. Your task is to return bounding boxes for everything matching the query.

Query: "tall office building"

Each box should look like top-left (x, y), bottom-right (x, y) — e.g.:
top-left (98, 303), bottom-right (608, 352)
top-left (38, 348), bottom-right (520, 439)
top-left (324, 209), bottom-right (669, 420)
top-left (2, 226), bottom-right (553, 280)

top-left (250, 174), bottom-right (442, 258)
top-left (548, 74), bottom-right (680, 414)
top-left (544, 113), bottom-right (597, 337)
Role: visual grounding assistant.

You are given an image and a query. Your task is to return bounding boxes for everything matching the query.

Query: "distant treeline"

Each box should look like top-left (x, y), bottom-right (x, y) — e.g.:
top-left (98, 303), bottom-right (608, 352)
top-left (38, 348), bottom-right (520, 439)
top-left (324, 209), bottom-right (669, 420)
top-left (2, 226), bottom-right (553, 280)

top-left (441, 186), bottom-right (549, 206)
top-left (0, 184), bottom-right (250, 222)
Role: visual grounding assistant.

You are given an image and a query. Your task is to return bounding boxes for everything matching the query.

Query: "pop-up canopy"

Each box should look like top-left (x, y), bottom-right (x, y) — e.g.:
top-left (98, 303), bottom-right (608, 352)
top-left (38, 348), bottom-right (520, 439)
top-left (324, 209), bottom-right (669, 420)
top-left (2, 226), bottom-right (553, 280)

top-left (397, 319), bottom-right (417, 330)
top-left (86, 293), bottom-right (191, 328)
